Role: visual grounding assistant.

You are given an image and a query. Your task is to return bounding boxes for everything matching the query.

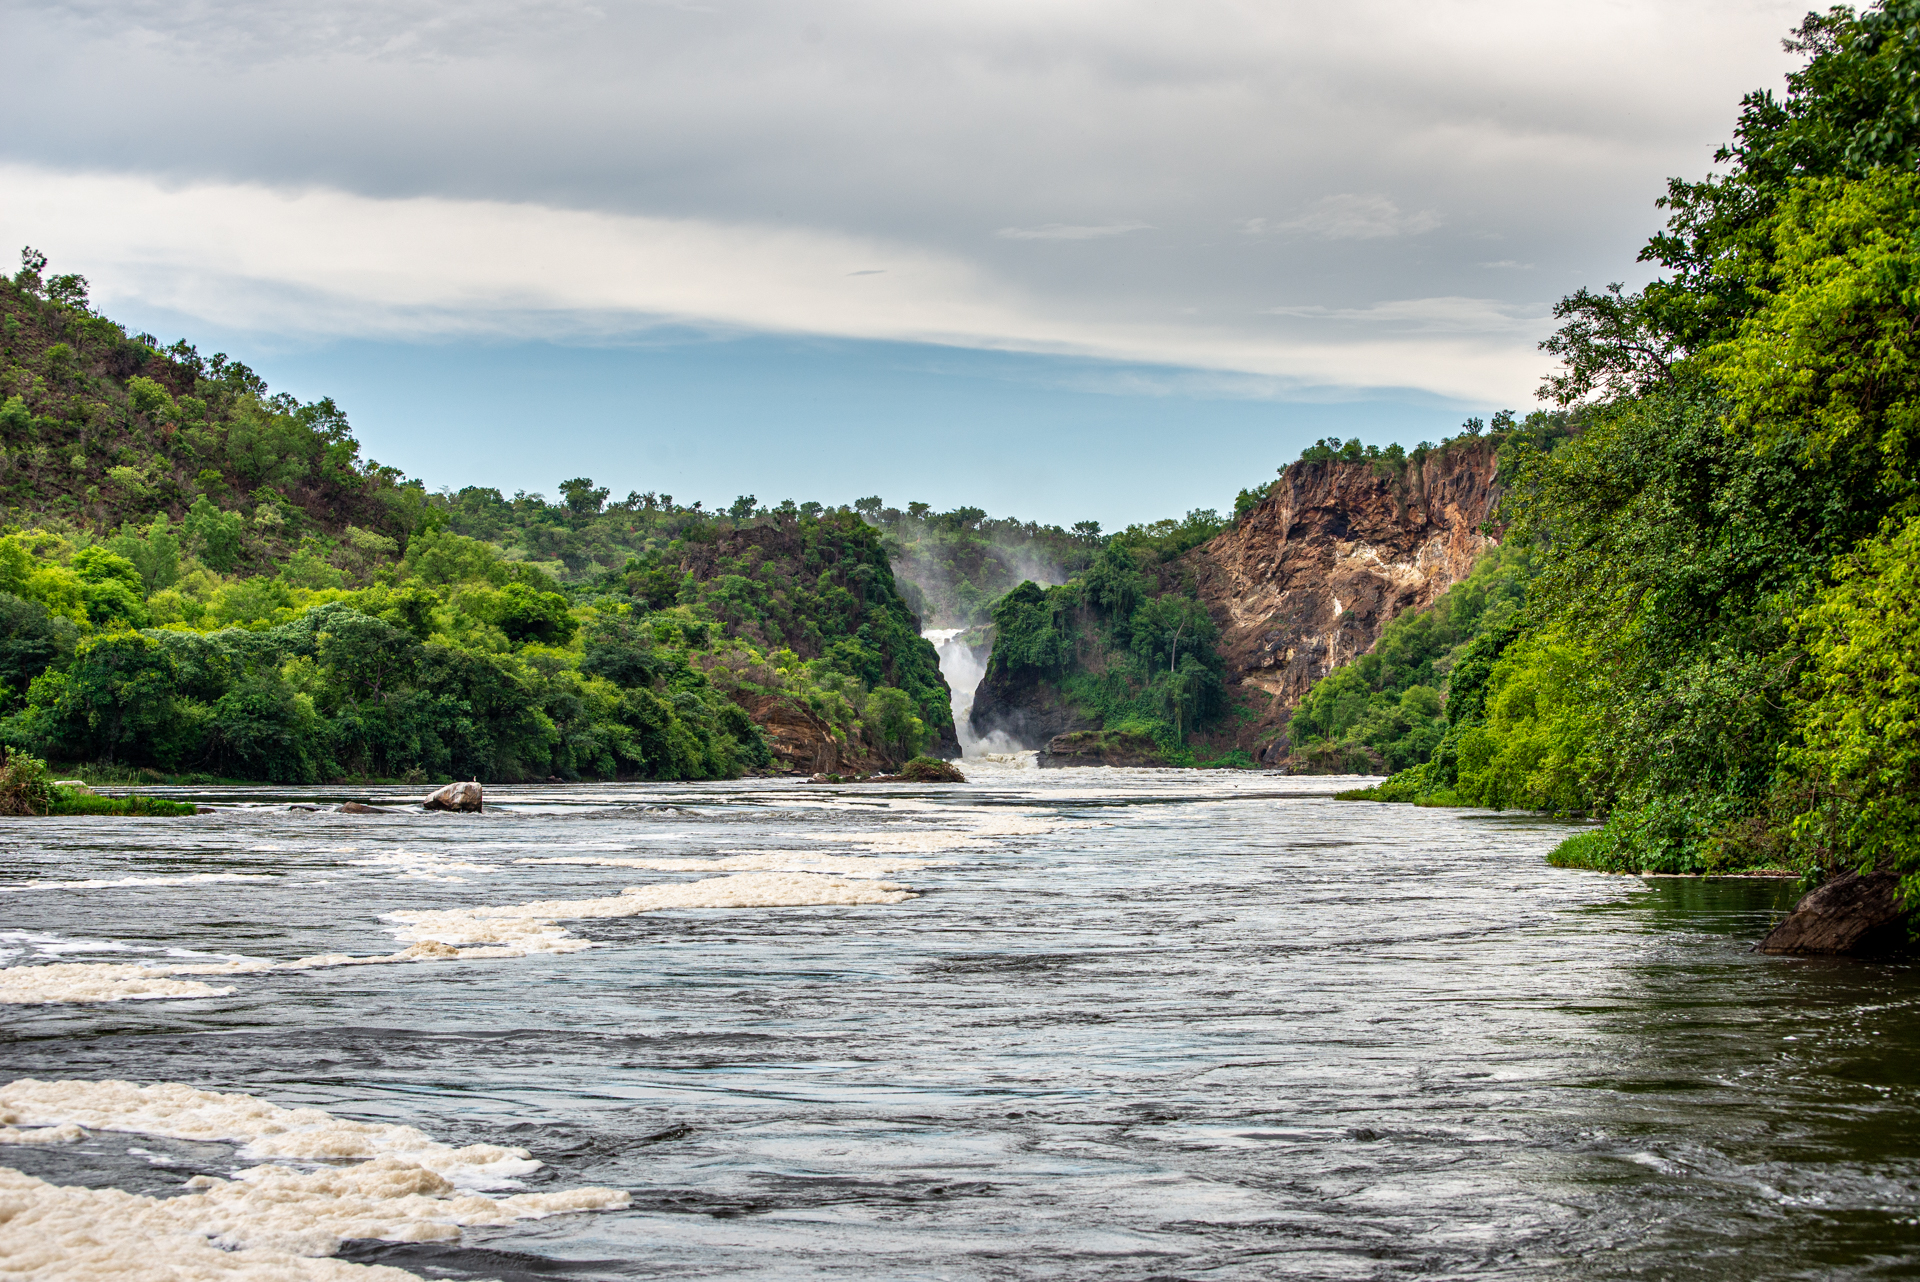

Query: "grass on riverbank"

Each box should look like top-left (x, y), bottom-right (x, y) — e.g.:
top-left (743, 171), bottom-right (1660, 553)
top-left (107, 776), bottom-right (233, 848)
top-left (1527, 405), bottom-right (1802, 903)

top-left (1, 749), bottom-right (199, 817)
top-left (1334, 784), bottom-right (1463, 806)
top-left (48, 788), bottom-right (199, 817)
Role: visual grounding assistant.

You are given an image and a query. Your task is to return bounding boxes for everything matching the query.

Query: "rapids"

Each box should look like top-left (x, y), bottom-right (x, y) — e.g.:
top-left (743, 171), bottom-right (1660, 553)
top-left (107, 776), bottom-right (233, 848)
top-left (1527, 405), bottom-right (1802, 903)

top-left (2, 766), bottom-right (1917, 1278)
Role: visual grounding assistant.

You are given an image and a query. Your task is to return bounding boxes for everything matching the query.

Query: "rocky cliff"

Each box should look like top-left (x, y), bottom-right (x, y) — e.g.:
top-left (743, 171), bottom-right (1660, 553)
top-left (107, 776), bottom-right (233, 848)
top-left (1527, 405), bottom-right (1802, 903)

top-left (1192, 442), bottom-right (1502, 761)
top-left (961, 442), bottom-right (1503, 759)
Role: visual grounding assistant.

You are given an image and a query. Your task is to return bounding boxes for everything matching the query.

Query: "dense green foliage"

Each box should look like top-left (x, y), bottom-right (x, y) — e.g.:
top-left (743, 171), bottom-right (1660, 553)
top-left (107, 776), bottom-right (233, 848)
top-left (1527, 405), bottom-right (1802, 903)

top-left (1357, 3), bottom-right (1920, 889)
top-left (0, 266), bottom-right (952, 782)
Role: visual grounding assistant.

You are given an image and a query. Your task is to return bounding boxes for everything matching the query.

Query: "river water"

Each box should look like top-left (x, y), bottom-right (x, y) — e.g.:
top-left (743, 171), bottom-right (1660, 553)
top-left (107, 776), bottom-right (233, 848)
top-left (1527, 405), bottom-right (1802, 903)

top-left (3, 765), bottom-right (1918, 1279)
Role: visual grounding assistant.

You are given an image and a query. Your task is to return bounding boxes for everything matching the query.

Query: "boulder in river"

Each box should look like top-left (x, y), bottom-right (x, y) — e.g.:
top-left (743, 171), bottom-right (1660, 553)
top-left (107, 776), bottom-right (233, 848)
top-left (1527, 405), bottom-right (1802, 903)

top-left (423, 781), bottom-right (483, 813)
top-left (1756, 871), bottom-right (1911, 957)
top-left (899, 757), bottom-right (966, 783)
top-left (337, 801), bottom-right (395, 815)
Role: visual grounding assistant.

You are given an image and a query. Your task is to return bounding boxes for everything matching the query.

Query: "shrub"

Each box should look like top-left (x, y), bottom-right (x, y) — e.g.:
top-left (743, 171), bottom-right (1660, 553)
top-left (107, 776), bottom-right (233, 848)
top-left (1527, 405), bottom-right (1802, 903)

top-left (900, 755), bottom-right (965, 782)
top-left (0, 746), bottom-right (54, 815)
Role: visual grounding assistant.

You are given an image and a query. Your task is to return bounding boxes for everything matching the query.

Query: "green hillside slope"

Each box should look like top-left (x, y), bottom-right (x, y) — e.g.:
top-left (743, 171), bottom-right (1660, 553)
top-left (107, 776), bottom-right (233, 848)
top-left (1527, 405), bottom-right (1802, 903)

top-left (0, 258), bottom-right (950, 783)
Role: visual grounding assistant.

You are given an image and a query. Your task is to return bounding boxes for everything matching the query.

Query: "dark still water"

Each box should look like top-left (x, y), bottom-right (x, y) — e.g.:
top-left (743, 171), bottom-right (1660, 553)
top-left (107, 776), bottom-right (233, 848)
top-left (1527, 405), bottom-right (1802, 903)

top-left (3, 763), bottom-right (1916, 1279)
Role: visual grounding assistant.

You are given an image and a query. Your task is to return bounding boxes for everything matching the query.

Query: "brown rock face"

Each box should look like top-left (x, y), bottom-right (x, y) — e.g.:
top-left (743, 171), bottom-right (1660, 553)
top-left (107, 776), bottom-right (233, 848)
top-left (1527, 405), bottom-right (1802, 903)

top-left (1189, 443), bottom-right (1502, 759)
top-left (731, 692), bottom-right (890, 775)
top-left (1756, 872), bottom-right (1911, 956)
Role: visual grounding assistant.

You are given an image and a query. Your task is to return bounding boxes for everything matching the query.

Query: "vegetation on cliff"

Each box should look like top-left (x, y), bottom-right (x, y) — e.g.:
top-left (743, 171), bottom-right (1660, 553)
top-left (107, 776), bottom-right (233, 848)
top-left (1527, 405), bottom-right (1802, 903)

top-left (972, 516), bottom-right (1243, 763)
top-left (0, 264), bottom-right (950, 782)
top-left (1350, 0), bottom-right (1920, 887)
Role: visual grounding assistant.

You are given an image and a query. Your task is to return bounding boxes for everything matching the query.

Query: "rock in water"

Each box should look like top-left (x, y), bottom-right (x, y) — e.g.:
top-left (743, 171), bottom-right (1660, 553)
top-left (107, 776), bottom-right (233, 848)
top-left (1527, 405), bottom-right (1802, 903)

top-left (423, 781), bottom-right (483, 813)
top-left (1038, 730), bottom-right (1165, 769)
top-left (337, 801), bottom-right (393, 815)
top-left (899, 757), bottom-right (966, 783)
top-left (1756, 872), bottom-right (1910, 956)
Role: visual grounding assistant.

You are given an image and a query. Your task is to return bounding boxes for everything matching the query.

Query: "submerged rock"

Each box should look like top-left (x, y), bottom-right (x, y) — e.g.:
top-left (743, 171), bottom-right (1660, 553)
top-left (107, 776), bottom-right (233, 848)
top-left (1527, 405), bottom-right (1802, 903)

top-left (1756, 872), bottom-right (1911, 957)
top-left (423, 781), bottom-right (484, 813)
top-left (337, 801), bottom-right (395, 815)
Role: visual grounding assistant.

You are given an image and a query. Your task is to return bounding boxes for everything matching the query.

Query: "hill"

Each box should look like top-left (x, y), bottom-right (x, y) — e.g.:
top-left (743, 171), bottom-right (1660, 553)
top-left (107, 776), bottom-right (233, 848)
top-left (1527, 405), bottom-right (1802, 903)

top-left (0, 257), bottom-right (952, 782)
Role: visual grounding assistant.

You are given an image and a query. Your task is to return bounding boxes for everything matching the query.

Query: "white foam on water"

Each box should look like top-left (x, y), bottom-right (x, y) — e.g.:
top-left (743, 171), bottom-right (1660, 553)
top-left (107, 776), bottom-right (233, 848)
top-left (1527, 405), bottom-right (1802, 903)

top-left (0, 1169), bottom-right (427, 1281)
top-left (351, 848), bottom-right (492, 882)
top-left (0, 1080), bottom-right (630, 1278)
top-left (0, 870), bottom-right (920, 1002)
top-left (386, 869), bottom-right (915, 952)
top-left (0, 929), bottom-right (134, 961)
top-left (515, 853), bottom-right (946, 876)
top-left (0, 1079), bottom-right (541, 1188)
top-left (1, 873), bottom-right (275, 892)
top-left (0, 1123), bottom-right (82, 1144)
top-left (0, 964), bottom-right (236, 1004)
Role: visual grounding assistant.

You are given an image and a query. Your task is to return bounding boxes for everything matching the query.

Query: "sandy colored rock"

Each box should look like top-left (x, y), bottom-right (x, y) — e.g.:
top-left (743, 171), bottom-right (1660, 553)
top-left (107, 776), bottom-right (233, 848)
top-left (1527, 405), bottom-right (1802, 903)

top-left (733, 692), bottom-right (889, 775)
top-left (422, 782), bottom-right (482, 812)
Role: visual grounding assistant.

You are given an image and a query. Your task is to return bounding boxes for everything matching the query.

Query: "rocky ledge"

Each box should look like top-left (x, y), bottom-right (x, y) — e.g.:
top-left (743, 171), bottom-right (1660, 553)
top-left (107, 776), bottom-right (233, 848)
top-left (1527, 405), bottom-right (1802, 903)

top-left (1037, 730), bottom-right (1165, 769)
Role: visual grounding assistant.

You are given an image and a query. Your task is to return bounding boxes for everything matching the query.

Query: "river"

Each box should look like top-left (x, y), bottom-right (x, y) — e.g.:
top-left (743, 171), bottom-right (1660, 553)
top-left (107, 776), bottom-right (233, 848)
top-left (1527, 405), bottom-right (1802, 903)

top-left (2, 765), bottom-right (1917, 1279)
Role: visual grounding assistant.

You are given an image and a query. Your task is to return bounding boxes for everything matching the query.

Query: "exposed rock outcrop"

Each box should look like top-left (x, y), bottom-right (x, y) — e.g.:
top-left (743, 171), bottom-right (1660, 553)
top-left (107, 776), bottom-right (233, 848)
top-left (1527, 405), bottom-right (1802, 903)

top-left (423, 781), bottom-right (483, 812)
top-left (1038, 730), bottom-right (1165, 769)
top-left (1756, 872), bottom-right (1911, 957)
top-left (1190, 443), bottom-right (1502, 761)
top-left (731, 692), bottom-right (890, 776)
top-left (969, 676), bottom-right (1098, 748)
top-left (962, 444), bottom-right (1504, 758)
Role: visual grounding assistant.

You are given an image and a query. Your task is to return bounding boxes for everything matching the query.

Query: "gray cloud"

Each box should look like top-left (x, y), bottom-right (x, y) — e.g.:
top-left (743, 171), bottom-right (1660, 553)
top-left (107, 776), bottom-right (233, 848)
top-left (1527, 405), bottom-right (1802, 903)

top-left (0, 0), bottom-right (1811, 400)
top-left (1243, 196), bottom-right (1440, 241)
top-left (996, 222), bottom-right (1154, 241)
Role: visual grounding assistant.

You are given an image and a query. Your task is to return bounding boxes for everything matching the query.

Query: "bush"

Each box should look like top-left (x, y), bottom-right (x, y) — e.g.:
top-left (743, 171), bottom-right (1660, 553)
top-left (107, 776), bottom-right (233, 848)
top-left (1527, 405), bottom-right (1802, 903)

top-left (900, 755), bottom-right (965, 782)
top-left (0, 746), bottom-right (54, 815)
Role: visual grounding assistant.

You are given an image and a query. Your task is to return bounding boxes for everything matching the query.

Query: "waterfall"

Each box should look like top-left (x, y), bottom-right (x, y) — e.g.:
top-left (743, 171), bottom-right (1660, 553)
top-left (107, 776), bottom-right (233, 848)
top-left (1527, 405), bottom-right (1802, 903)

top-left (922, 628), bottom-right (985, 756)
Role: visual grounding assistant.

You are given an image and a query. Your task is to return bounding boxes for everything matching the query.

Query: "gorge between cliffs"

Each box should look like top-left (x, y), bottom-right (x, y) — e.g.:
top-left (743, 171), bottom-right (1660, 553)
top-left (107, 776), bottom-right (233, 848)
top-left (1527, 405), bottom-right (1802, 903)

top-left (914, 441), bottom-right (1503, 770)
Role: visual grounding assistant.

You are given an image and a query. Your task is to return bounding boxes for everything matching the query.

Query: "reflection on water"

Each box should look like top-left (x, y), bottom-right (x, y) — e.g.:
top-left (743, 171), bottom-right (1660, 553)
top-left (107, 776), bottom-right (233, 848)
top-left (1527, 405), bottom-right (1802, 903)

top-left (2, 764), bottom-right (1916, 1279)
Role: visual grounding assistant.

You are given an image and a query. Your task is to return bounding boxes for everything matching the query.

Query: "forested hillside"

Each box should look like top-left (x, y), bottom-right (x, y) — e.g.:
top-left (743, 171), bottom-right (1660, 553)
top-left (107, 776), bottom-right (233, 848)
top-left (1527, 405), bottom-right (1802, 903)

top-left (0, 262), bottom-right (952, 782)
top-left (1347, 0), bottom-right (1920, 888)
top-left (966, 509), bottom-right (1242, 762)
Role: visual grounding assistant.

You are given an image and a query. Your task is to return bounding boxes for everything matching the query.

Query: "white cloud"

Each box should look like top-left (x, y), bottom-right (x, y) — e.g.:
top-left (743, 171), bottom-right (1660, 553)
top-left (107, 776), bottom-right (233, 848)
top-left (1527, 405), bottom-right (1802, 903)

top-left (0, 164), bottom-right (1550, 401)
top-left (1246, 195), bottom-right (1441, 241)
top-left (0, 0), bottom-right (1815, 405)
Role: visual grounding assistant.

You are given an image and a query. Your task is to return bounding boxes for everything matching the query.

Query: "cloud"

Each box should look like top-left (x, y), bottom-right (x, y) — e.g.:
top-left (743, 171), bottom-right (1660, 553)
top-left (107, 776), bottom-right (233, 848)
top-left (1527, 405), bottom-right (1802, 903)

top-left (0, 0), bottom-right (1815, 405)
top-left (1264, 297), bottom-right (1544, 333)
top-left (0, 164), bottom-right (1554, 401)
top-left (1244, 195), bottom-right (1441, 241)
top-left (995, 222), bottom-right (1153, 241)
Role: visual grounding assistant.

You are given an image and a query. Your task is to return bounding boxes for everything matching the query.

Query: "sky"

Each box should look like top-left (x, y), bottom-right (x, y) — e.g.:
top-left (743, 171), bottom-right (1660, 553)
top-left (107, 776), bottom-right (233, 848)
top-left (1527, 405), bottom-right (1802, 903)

top-left (0, 0), bottom-right (1812, 527)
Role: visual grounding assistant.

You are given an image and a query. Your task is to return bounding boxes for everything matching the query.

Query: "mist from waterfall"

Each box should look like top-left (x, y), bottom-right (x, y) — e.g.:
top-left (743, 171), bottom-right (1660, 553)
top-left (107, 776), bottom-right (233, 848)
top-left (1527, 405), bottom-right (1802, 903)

top-left (922, 628), bottom-right (1024, 758)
